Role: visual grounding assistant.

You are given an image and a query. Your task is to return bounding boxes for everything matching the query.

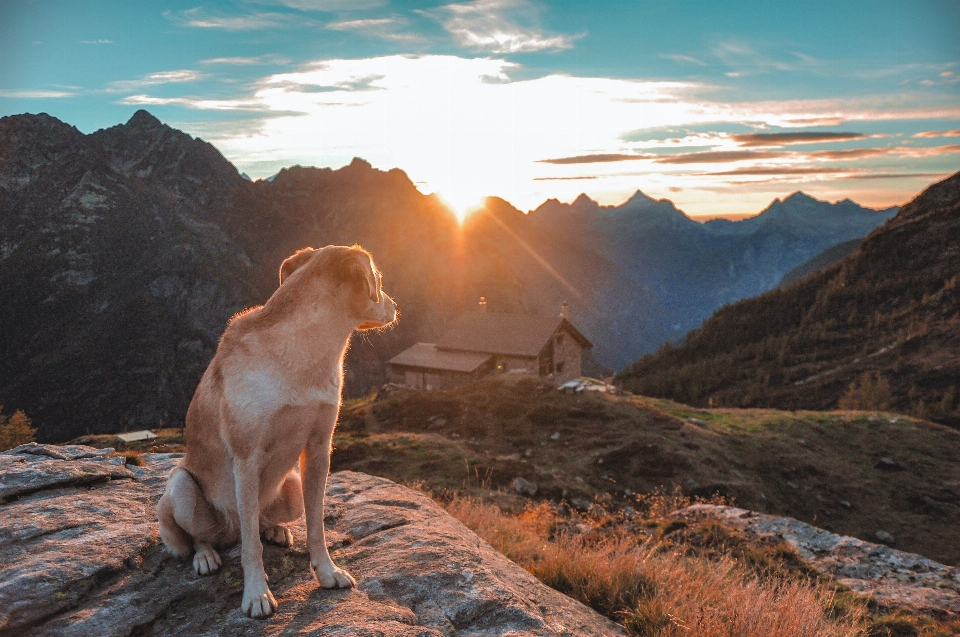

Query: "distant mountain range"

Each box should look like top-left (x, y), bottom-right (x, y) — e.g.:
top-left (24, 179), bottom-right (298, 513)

top-left (0, 111), bottom-right (898, 440)
top-left (620, 171), bottom-right (960, 428)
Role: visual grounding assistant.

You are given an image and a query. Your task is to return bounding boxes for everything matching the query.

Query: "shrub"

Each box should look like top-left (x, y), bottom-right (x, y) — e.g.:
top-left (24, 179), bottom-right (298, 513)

top-left (0, 406), bottom-right (36, 452)
top-left (839, 372), bottom-right (893, 411)
top-left (445, 497), bottom-right (864, 637)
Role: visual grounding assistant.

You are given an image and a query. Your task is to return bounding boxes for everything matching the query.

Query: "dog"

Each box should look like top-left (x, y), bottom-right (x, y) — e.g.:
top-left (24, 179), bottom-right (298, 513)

top-left (157, 244), bottom-right (397, 618)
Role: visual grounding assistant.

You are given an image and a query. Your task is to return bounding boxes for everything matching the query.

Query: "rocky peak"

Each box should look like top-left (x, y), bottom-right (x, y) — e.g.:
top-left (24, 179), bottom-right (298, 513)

top-left (624, 189), bottom-right (658, 206)
top-left (125, 109), bottom-right (164, 131)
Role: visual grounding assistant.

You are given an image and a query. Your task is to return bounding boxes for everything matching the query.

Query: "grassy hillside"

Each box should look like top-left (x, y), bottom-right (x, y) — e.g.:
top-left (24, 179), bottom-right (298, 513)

top-left (619, 171), bottom-right (960, 427)
top-left (83, 375), bottom-right (960, 567)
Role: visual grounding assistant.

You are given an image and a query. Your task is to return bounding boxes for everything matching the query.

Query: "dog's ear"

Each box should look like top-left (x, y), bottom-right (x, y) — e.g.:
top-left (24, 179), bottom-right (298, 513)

top-left (344, 247), bottom-right (381, 303)
top-left (279, 248), bottom-right (315, 286)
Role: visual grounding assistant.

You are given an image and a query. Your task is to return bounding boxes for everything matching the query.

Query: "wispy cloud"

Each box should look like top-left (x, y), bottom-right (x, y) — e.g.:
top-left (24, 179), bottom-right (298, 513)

top-left (537, 153), bottom-right (648, 164)
top-left (254, 0), bottom-right (386, 10)
top-left (656, 150), bottom-right (786, 164)
top-left (662, 53), bottom-right (708, 66)
top-left (169, 8), bottom-right (317, 30)
top-left (107, 70), bottom-right (206, 93)
top-left (731, 131), bottom-right (866, 147)
top-left (118, 94), bottom-right (267, 111)
top-left (913, 129), bottom-right (960, 139)
top-left (79, 39), bottom-right (113, 45)
top-left (0, 89), bottom-right (74, 99)
top-left (710, 166), bottom-right (849, 176)
top-left (422, 0), bottom-right (581, 53)
top-left (325, 17), bottom-right (422, 42)
top-left (533, 175), bottom-right (599, 180)
top-left (199, 55), bottom-right (290, 66)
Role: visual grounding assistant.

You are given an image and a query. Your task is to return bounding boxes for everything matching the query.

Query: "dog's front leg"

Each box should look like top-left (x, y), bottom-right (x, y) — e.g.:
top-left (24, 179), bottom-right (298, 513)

top-left (234, 457), bottom-right (278, 618)
top-left (301, 433), bottom-right (356, 588)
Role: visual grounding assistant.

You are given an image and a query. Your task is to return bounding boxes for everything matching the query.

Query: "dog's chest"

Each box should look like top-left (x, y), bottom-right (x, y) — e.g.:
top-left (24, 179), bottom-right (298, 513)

top-left (227, 368), bottom-right (340, 423)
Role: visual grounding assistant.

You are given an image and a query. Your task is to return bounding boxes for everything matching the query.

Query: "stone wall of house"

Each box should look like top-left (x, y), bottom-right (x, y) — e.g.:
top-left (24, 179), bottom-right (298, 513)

top-left (498, 355), bottom-right (538, 373)
top-left (553, 331), bottom-right (583, 382)
top-left (397, 368), bottom-right (474, 390)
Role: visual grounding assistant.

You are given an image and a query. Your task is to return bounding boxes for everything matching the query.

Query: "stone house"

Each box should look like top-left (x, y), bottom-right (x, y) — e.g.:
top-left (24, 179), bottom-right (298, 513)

top-left (389, 301), bottom-right (592, 389)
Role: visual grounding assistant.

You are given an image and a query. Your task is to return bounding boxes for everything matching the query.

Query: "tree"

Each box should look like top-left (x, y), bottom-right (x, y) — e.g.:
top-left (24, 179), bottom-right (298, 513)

top-left (0, 406), bottom-right (36, 451)
top-left (838, 372), bottom-right (893, 411)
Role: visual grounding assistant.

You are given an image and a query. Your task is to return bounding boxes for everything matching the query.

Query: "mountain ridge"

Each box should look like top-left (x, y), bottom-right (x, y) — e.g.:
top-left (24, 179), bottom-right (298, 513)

top-left (620, 170), bottom-right (960, 427)
top-left (0, 110), bottom-right (905, 439)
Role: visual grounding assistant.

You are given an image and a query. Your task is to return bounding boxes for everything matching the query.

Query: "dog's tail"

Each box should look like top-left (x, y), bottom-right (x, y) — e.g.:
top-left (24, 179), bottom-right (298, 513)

top-left (157, 472), bottom-right (194, 558)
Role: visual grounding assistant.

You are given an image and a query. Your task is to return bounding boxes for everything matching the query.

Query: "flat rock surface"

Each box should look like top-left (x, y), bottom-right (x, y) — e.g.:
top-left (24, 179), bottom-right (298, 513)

top-left (0, 444), bottom-right (623, 636)
top-left (677, 504), bottom-right (960, 614)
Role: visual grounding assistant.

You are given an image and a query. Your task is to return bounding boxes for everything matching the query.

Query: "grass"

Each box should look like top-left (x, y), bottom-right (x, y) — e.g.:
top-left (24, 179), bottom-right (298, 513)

top-left (64, 376), bottom-right (960, 634)
top-left (444, 494), bottom-right (866, 637)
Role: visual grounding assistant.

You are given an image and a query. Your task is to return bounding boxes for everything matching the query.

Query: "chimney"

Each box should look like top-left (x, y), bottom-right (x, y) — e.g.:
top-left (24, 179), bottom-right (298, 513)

top-left (560, 301), bottom-right (569, 319)
top-left (478, 296), bottom-right (487, 313)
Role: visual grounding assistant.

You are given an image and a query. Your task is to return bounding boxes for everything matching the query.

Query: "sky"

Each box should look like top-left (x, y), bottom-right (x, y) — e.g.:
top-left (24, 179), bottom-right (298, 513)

top-left (2, 0), bottom-right (959, 218)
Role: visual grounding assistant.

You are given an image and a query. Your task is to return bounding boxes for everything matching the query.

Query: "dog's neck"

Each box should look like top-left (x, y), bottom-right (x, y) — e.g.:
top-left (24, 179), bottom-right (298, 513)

top-left (259, 291), bottom-right (356, 389)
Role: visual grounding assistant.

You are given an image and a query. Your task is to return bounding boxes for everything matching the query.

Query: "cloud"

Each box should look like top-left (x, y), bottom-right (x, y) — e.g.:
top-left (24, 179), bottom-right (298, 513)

top-left (79, 39), bottom-right (113, 45)
top-left (170, 8), bottom-right (316, 30)
top-left (537, 153), bottom-right (649, 165)
top-left (0, 89), bottom-right (74, 98)
top-left (709, 166), bottom-right (849, 176)
top-left (839, 172), bottom-right (950, 180)
top-left (533, 175), bottom-right (599, 180)
top-left (422, 0), bottom-right (581, 53)
top-left (710, 40), bottom-right (821, 77)
top-left (806, 147), bottom-right (894, 160)
top-left (131, 53), bottom-right (960, 211)
top-left (913, 129), bottom-right (960, 138)
top-left (118, 94), bottom-right (273, 112)
top-left (200, 55), bottom-right (290, 66)
top-left (655, 150), bottom-right (786, 164)
top-left (107, 70), bottom-right (206, 93)
top-left (256, 0), bottom-right (386, 10)
top-left (325, 17), bottom-right (422, 42)
top-left (731, 131), bottom-right (866, 147)
top-left (662, 53), bottom-right (708, 66)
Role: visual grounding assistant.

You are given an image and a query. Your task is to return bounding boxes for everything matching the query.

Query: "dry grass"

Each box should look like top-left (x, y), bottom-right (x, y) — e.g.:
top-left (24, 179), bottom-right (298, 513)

top-left (445, 497), bottom-right (865, 637)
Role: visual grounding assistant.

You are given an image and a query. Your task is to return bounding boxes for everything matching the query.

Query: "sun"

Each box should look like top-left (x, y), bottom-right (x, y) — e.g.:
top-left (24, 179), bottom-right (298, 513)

top-left (434, 187), bottom-right (486, 223)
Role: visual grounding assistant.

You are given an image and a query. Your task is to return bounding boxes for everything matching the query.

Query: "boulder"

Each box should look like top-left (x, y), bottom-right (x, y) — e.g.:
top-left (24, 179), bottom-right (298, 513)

top-left (0, 444), bottom-right (623, 636)
top-left (677, 504), bottom-right (960, 614)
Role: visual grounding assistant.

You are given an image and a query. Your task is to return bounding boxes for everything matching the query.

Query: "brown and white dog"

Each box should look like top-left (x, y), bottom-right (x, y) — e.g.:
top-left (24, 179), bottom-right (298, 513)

top-left (157, 245), bottom-right (397, 618)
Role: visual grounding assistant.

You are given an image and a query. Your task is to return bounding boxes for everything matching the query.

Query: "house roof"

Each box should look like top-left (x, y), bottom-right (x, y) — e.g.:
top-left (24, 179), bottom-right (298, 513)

top-left (435, 312), bottom-right (592, 357)
top-left (389, 343), bottom-right (492, 373)
top-left (116, 430), bottom-right (157, 442)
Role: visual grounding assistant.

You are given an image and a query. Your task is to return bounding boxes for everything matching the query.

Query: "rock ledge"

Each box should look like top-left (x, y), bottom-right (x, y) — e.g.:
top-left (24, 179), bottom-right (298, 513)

top-left (0, 444), bottom-right (622, 636)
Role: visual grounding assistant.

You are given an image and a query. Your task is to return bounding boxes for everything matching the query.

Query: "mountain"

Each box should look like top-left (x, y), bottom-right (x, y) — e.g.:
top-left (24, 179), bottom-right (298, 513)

top-left (0, 111), bottom-right (900, 440)
top-left (780, 238), bottom-right (861, 286)
top-left (619, 171), bottom-right (960, 427)
top-left (528, 189), bottom-right (897, 367)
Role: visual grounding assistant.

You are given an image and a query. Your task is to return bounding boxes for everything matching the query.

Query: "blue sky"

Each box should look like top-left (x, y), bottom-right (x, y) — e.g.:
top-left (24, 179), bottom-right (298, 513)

top-left (2, 0), bottom-right (959, 217)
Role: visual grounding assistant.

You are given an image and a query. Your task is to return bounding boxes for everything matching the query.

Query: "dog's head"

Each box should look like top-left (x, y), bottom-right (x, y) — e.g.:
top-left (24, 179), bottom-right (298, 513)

top-left (279, 245), bottom-right (398, 330)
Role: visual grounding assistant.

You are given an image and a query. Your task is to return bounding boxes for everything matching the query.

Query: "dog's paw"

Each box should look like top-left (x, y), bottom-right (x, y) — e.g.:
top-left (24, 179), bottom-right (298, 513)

top-left (311, 560), bottom-right (356, 589)
top-left (193, 545), bottom-right (222, 576)
top-left (241, 579), bottom-right (277, 619)
top-left (261, 524), bottom-right (294, 548)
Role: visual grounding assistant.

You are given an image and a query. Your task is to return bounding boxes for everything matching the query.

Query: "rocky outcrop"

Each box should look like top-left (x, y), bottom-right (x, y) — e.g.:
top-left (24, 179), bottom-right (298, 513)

top-left (677, 504), bottom-right (960, 614)
top-left (0, 444), bottom-right (623, 636)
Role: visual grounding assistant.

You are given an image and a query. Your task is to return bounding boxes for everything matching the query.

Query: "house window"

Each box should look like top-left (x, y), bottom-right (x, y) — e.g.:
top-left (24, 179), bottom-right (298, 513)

top-left (556, 362), bottom-right (565, 374)
top-left (555, 334), bottom-right (564, 346)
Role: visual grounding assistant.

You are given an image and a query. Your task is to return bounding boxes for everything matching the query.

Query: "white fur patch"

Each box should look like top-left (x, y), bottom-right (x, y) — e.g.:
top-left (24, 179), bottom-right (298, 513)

top-left (226, 369), bottom-right (339, 423)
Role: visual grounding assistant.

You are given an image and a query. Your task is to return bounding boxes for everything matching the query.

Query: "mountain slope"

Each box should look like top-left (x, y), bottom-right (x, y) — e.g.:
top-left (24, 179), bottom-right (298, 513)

top-left (779, 238), bottom-right (862, 286)
top-left (620, 171), bottom-right (960, 427)
top-left (529, 190), bottom-right (897, 366)
top-left (0, 111), bottom-right (903, 440)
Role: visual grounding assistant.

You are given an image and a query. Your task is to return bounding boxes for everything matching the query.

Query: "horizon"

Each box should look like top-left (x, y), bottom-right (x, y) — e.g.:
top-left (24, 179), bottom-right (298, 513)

top-left (2, 0), bottom-right (959, 217)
